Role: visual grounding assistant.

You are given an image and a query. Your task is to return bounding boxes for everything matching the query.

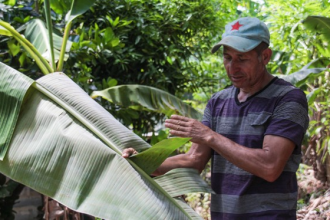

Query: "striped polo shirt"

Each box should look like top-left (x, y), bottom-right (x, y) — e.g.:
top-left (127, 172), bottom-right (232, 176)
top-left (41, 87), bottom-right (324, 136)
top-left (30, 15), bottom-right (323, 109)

top-left (202, 77), bottom-right (309, 219)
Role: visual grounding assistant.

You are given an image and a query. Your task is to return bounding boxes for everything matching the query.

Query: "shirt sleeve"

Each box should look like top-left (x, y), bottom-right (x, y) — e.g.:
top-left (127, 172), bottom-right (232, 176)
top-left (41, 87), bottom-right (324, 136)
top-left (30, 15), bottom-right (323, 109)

top-left (265, 88), bottom-right (309, 147)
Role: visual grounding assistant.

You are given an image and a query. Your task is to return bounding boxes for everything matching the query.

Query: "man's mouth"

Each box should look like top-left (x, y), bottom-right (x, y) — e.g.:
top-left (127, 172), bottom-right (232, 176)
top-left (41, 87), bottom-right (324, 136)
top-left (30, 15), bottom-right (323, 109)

top-left (231, 75), bottom-right (244, 82)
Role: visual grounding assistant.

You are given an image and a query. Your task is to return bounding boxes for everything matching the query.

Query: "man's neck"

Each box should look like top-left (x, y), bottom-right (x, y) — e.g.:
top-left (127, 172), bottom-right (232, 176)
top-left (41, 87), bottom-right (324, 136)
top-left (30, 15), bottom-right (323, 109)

top-left (237, 73), bottom-right (274, 103)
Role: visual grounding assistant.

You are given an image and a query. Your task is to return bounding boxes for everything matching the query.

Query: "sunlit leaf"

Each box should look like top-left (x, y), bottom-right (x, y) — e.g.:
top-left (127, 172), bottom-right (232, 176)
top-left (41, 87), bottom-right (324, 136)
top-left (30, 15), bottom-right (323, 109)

top-left (7, 0), bottom-right (16, 6)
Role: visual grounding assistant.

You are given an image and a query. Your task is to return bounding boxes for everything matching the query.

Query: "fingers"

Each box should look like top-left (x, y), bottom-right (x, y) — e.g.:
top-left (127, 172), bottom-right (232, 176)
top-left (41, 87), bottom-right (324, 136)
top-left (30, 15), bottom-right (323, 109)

top-left (122, 148), bottom-right (138, 158)
top-left (164, 118), bottom-right (189, 137)
top-left (165, 115), bottom-right (191, 131)
top-left (168, 114), bottom-right (189, 122)
top-left (165, 115), bottom-right (186, 126)
top-left (164, 119), bottom-right (181, 131)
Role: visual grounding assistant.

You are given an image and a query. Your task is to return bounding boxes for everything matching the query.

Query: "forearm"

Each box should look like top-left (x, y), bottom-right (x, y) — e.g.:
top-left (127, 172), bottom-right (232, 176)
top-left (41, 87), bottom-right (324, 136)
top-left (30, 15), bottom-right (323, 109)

top-left (208, 135), bottom-right (268, 177)
top-left (152, 154), bottom-right (194, 176)
top-left (152, 144), bottom-right (212, 176)
top-left (206, 133), bottom-right (294, 182)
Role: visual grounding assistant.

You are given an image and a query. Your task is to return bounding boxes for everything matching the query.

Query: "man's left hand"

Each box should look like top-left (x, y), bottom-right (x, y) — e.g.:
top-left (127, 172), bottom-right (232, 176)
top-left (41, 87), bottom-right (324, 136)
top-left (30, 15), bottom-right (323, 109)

top-left (164, 115), bottom-right (213, 144)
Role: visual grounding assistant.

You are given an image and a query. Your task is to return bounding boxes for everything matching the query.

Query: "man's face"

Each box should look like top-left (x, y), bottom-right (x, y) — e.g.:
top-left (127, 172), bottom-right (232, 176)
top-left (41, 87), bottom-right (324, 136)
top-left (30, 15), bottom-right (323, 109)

top-left (223, 46), bottom-right (266, 90)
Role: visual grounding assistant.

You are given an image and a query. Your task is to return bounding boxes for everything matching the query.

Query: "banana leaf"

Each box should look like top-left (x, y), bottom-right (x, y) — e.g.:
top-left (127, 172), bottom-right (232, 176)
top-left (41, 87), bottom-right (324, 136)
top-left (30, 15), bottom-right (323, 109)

top-left (0, 63), bottom-right (34, 159)
top-left (0, 62), bottom-right (211, 219)
top-left (302, 16), bottom-right (330, 41)
top-left (91, 85), bottom-right (203, 120)
top-left (130, 138), bottom-right (191, 175)
top-left (302, 16), bottom-right (330, 57)
top-left (154, 168), bottom-right (214, 197)
top-left (280, 60), bottom-right (326, 87)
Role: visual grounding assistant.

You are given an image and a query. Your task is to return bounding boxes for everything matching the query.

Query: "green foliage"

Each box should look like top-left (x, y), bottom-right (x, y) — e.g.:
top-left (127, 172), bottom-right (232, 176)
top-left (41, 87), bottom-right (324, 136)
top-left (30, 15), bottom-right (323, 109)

top-left (262, 0), bottom-right (330, 75)
top-left (24, 19), bottom-right (72, 64)
top-left (280, 60), bottom-right (326, 88)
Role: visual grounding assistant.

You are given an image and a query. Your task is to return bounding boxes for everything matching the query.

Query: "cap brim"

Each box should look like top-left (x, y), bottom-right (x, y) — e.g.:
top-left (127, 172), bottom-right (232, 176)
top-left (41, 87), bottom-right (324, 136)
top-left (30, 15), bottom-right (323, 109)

top-left (211, 36), bottom-right (261, 53)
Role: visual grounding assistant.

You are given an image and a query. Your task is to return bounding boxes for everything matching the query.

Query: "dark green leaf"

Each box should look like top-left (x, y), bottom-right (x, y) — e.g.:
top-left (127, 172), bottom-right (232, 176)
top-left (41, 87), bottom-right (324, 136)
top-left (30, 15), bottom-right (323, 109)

top-left (90, 85), bottom-right (203, 120)
top-left (303, 16), bottom-right (330, 42)
top-left (0, 62), bottom-right (34, 160)
top-left (130, 137), bottom-right (191, 175)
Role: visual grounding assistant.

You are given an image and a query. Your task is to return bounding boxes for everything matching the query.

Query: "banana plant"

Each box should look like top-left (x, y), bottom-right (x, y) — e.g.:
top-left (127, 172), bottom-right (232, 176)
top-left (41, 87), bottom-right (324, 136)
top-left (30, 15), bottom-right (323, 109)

top-left (0, 62), bottom-right (212, 219)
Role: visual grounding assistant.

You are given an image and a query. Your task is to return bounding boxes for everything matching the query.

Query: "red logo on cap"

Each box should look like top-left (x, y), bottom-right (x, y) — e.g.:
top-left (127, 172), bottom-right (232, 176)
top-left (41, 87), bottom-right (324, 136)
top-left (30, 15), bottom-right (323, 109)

top-left (231, 21), bottom-right (243, 31)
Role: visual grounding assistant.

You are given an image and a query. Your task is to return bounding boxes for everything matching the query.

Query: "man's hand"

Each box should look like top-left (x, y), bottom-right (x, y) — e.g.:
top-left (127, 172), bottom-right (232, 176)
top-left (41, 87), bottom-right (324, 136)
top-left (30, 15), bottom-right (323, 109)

top-left (164, 115), bottom-right (214, 144)
top-left (122, 148), bottom-right (138, 158)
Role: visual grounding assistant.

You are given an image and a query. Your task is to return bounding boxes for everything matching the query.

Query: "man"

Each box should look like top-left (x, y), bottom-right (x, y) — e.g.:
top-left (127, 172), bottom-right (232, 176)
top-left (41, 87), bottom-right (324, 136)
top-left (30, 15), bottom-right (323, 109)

top-left (124, 17), bottom-right (309, 219)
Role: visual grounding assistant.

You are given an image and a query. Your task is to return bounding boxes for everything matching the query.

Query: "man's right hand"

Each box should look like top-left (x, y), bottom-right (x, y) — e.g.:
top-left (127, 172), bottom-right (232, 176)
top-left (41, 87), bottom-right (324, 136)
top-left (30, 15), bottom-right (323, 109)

top-left (122, 148), bottom-right (138, 158)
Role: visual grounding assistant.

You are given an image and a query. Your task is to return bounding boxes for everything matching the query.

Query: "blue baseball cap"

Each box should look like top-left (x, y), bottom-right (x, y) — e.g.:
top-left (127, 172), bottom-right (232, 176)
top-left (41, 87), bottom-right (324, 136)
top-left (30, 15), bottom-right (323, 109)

top-left (211, 17), bottom-right (270, 53)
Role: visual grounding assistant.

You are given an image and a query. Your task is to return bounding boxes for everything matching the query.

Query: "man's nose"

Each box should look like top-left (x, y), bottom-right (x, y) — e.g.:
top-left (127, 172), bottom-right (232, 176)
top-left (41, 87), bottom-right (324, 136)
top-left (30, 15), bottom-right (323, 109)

top-left (227, 60), bottom-right (240, 74)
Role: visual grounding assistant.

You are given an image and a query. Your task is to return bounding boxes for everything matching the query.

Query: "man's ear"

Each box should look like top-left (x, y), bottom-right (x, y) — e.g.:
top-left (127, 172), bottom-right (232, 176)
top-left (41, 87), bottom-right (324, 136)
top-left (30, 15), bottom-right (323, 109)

top-left (262, 48), bottom-right (272, 64)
